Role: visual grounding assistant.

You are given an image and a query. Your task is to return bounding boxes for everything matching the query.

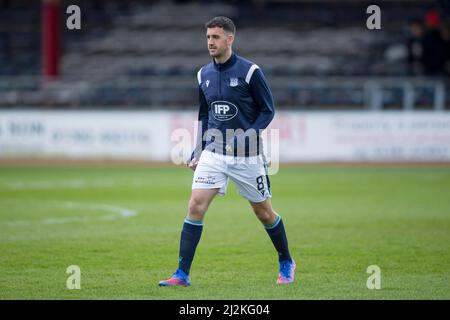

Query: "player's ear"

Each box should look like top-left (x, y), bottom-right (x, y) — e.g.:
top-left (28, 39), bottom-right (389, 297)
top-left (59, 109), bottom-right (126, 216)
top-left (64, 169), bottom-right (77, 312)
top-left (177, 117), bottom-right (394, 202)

top-left (227, 33), bottom-right (234, 46)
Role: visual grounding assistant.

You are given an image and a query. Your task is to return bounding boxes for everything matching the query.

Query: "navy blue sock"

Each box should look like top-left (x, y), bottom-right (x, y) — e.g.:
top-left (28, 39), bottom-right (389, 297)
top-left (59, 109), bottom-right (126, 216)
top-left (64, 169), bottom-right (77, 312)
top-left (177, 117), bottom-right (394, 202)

top-left (178, 219), bottom-right (203, 275)
top-left (264, 215), bottom-right (292, 262)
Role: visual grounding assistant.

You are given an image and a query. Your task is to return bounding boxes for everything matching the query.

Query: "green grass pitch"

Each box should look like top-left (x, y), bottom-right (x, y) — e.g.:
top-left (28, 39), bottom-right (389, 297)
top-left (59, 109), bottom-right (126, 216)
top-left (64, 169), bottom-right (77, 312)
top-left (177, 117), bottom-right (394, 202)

top-left (0, 164), bottom-right (449, 299)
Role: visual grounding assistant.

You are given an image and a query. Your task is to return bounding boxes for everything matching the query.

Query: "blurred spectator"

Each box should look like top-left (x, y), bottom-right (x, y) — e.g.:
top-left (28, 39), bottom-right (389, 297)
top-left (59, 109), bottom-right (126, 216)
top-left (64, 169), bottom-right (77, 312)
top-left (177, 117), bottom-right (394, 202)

top-left (406, 18), bottom-right (424, 76)
top-left (421, 8), bottom-right (447, 76)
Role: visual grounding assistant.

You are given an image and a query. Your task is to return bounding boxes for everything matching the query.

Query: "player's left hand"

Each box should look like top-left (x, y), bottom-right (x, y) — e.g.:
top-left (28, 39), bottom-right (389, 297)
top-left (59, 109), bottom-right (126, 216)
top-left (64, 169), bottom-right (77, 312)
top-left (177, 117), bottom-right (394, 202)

top-left (187, 158), bottom-right (198, 171)
top-left (225, 144), bottom-right (233, 153)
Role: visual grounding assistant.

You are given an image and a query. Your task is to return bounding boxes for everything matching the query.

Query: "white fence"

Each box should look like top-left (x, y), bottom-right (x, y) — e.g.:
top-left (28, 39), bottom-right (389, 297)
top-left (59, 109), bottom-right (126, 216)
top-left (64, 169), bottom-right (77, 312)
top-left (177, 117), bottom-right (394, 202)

top-left (1, 110), bottom-right (450, 162)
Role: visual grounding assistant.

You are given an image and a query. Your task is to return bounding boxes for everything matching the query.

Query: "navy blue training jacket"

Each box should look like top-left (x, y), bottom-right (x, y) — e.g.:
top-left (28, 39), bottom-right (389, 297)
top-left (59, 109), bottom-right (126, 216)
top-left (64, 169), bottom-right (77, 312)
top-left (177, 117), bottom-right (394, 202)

top-left (191, 52), bottom-right (275, 159)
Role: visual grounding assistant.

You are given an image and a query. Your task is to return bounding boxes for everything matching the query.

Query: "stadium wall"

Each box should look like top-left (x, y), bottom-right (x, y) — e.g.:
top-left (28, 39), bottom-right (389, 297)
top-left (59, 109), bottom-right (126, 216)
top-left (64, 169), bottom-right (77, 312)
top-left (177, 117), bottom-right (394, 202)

top-left (1, 110), bottom-right (450, 163)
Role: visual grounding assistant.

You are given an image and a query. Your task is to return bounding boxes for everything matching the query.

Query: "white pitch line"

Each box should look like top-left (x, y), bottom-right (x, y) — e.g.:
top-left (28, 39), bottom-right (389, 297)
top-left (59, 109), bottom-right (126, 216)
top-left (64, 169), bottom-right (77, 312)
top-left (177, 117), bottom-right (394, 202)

top-left (2, 201), bottom-right (137, 226)
top-left (1, 179), bottom-right (147, 190)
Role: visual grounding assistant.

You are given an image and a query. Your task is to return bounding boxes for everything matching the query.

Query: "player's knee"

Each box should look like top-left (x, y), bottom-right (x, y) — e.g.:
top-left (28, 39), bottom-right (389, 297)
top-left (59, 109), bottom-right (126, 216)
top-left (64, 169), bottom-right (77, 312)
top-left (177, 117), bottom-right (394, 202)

top-left (188, 197), bottom-right (208, 216)
top-left (259, 213), bottom-right (274, 225)
top-left (252, 206), bottom-right (275, 224)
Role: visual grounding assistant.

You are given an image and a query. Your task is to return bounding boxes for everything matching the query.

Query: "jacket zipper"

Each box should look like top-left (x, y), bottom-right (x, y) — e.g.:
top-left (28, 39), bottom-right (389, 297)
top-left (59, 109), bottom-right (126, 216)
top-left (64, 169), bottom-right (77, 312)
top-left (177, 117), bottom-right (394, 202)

top-left (218, 68), bottom-right (222, 100)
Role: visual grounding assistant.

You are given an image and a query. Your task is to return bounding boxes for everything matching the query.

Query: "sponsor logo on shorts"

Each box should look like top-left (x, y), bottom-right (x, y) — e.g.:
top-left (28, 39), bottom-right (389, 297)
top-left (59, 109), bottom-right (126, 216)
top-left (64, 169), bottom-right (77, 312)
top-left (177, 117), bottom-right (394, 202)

top-left (211, 101), bottom-right (238, 121)
top-left (195, 175), bottom-right (216, 185)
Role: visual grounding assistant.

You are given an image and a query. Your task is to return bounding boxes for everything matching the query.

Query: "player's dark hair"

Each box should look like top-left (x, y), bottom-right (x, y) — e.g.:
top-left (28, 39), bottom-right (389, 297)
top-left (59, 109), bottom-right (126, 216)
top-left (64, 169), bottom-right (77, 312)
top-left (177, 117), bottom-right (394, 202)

top-left (205, 16), bottom-right (236, 34)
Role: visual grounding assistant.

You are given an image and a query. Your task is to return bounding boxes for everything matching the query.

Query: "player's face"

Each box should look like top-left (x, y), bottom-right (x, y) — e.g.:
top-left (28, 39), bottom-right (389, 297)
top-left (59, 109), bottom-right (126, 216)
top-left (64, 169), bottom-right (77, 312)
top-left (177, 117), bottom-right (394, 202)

top-left (206, 27), bottom-right (233, 58)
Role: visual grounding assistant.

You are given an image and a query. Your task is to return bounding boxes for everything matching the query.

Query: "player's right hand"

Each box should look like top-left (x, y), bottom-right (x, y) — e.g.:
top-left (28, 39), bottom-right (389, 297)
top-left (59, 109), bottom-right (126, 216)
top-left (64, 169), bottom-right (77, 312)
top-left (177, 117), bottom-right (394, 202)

top-left (187, 158), bottom-right (198, 171)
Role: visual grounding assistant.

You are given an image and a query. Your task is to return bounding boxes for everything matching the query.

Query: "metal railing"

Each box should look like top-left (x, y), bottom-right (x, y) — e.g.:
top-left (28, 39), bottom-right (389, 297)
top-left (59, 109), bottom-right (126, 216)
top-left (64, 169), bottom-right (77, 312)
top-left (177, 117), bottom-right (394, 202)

top-left (0, 75), bottom-right (447, 110)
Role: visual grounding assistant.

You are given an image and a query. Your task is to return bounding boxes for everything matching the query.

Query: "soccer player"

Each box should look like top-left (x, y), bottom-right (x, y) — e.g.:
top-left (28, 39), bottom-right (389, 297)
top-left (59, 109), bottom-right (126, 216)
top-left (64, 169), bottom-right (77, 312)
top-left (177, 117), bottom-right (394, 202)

top-left (159, 16), bottom-right (295, 286)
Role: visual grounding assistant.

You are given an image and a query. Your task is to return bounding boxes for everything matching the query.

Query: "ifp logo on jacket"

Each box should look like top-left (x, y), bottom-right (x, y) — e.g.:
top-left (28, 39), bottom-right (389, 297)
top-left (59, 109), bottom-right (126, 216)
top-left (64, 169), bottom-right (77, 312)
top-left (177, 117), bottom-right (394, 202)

top-left (211, 101), bottom-right (238, 121)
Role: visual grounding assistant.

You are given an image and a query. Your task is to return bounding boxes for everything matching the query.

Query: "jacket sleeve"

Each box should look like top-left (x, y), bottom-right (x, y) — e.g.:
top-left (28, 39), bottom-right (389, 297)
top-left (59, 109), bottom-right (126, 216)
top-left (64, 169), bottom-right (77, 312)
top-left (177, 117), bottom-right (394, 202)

top-left (230, 67), bottom-right (275, 155)
top-left (248, 67), bottom-right (275, 130)
top-left (190, 86), bottom-right (209, 161)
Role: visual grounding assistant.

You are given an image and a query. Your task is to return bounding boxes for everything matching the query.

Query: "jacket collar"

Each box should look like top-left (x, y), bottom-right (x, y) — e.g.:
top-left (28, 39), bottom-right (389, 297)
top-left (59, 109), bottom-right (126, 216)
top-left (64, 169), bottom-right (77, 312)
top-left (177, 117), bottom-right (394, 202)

top-left (213, 52), bottom-right (237, 71)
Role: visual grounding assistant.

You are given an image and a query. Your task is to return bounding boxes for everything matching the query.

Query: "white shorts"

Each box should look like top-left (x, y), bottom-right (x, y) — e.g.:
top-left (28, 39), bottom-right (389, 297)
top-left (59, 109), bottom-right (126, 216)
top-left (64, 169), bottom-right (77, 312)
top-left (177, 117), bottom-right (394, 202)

top-left (192, 150), bottom-right (272, 203)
